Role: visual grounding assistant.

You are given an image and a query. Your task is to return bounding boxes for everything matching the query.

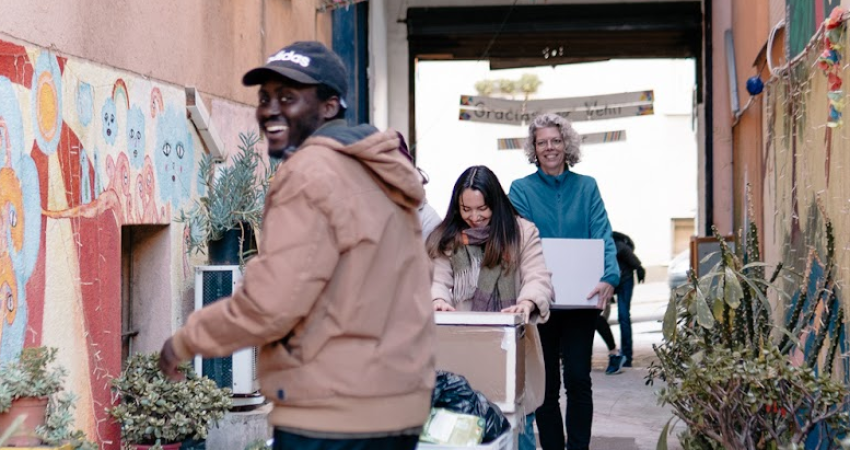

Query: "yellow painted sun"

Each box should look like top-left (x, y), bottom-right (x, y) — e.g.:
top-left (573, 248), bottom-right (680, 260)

top-left (37, 71), bottom-right (58, 142)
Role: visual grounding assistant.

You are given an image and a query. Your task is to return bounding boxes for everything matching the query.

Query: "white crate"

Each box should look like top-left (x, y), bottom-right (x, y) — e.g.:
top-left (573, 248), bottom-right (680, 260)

top-left (417, 429), bottom-right (512, 450)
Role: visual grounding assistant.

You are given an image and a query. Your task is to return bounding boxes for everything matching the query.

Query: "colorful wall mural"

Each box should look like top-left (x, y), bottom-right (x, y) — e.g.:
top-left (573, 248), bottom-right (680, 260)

top-left (761, 25), bottom-right (850, 381)
top-left (0, 37), bottom-right (204, 447)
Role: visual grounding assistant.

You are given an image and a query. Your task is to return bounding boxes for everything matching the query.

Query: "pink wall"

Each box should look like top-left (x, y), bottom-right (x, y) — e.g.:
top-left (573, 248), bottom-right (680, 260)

top-left (0, 1), bottom-right (332, 106)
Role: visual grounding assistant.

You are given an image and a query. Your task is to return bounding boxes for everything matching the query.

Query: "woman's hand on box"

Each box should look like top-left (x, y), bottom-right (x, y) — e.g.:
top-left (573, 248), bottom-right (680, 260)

top-left (502, 299), bottom-right (536, 323)
top-left (433, 299), bottom-right (456, 311)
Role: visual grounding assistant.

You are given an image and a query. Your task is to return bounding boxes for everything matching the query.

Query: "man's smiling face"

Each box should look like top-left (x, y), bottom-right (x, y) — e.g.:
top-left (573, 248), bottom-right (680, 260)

top-left (255, 77), bottom-right (323, 159)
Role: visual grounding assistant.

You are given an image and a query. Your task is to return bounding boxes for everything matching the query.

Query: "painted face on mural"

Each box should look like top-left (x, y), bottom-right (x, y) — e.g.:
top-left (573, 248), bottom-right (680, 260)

top-left (255, 77), bottom-right (336, 159)
top-left (0, 168), bottom-right (23, 345)
top-left (154, 105), bottom-right (194, 207)
top-left (101, 98), bottom-right (118, 145)
top-left (0, 253), bottom-right (17, 346)
top-left (127, 106), bottom-right (146, 169)
top-left (0, 76), bottom-right (41, 362)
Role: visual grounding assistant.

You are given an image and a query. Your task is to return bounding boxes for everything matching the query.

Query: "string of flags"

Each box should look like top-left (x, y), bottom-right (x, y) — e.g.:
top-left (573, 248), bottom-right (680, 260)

top-left (817, 7), bottom-right (847, 127)
top-left (458, 90), bottom-right (650, 149)
top-left (458, 90), bottom-right (654, 126)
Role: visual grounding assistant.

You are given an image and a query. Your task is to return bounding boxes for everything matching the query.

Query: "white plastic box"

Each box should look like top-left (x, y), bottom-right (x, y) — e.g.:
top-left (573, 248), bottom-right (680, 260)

top-left (433, 311), bottom-right (526, 415)
top-left (430, 312), bottom-right (524, 450)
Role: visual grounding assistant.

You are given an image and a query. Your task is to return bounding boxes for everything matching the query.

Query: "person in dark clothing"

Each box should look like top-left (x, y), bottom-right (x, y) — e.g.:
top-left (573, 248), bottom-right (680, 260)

top-left (611, 231), bottom-right (645, 367)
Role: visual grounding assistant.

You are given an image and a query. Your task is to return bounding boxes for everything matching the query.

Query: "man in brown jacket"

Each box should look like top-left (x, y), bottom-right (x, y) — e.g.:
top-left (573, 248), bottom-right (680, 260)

top-left (159, 41), bottom-right (436, 450)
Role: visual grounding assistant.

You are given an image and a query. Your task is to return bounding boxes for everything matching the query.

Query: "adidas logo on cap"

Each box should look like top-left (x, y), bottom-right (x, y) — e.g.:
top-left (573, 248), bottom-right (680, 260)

top-left (267, 50), bottom-right (311, 68)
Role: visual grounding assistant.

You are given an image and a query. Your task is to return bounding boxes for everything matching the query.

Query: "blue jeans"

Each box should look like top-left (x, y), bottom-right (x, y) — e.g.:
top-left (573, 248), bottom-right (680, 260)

top-left (518, 413), bottom-right (536, 450)
top-left (615, 276), bottom-right (635, 364)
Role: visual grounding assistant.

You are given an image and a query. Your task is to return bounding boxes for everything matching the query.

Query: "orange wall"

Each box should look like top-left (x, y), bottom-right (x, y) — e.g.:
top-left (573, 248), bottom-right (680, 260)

top-left (731, 0), bottom-right (770, 235)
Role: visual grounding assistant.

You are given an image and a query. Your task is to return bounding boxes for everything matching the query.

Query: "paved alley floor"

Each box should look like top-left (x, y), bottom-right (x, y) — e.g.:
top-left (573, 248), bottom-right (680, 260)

top-left (536, 279), bottom-right (684, 449)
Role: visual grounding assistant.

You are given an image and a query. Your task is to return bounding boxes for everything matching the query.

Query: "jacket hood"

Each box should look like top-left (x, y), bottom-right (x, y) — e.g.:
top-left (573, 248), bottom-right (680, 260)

top-left (303, 121), bottom-right (425, 210)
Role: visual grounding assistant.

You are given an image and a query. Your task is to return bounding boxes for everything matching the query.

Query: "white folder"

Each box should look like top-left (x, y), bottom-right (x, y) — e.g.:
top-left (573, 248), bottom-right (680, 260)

top-left (541, 238), bottom-right (605, 309)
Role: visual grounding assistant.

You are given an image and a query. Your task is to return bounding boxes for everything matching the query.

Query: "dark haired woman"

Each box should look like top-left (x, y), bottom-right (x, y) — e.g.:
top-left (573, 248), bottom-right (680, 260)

top-left (427, 165), bottom-right (553, 450)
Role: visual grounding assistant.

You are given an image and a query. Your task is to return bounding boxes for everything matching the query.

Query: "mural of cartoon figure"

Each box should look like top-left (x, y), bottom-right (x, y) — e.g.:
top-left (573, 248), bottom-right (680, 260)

top-left (135, 155), bottom-right (159, 223)
top-left (0, 77), bottom-right (42, 362)
top-left (32, 52), bottom-right (63, 155)
top-left (155, 105), bottom-right (194, 210)
top-left (127, 106), bottom-right (146, 169)
top-left (43, 152), bottom-right (133, 225)
top-left (0, 167), bottom-right (22, 348)
top-left (101, 97), bottom-right (117, 146)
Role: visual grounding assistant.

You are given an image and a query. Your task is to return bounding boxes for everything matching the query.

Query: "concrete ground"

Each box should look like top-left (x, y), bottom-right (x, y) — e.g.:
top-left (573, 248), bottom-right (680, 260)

top-left (535, 270), bottom-right (685, 450)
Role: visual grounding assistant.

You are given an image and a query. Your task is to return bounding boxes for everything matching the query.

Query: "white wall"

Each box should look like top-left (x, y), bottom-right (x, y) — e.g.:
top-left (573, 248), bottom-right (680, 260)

top-left (414, 59), bottom-right (697, 266)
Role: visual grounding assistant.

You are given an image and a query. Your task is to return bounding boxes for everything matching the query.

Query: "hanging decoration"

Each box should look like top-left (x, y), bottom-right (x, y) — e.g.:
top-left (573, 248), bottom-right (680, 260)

top-left (317, 0), bottom-right (367, 12)
top-left (816, 7), bottom-right (847, 127)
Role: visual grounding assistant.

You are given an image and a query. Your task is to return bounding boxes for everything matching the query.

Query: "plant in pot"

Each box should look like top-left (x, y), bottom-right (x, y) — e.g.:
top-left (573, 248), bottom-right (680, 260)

top-left (108, 352), bottom-right (232, 450)
top-left (177, 131), bottom-right (279, 266)
top-left (649, 198), bottom-right (850, 449)
top-left (0, 346), bottom-right (65, 446)
top-left (38, 391), bottom-right (98, 450)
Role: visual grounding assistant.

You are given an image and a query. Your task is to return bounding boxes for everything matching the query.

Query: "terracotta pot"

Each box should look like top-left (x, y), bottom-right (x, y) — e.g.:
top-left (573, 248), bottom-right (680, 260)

top-left (132, 443), bottom-right (182, 450)
top-left (0, 396), bottom-right (49, 446)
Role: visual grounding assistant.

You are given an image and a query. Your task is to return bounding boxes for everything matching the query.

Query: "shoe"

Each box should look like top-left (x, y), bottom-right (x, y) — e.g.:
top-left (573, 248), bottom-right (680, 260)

top-left (623, 360), bottom-right (633, 368)
top-left (605, 353), bottom-right (626, 375)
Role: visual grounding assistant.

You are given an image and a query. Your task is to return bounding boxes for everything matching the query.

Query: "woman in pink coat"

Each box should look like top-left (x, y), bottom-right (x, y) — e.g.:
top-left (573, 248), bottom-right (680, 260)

top-left (426, 165), bottom-right (554, 450)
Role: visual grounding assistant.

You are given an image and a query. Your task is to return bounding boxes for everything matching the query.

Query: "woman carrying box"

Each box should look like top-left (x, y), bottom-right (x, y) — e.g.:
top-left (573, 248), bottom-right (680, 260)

top-left (427, 165), bottom-right (554, 450)
top-left (508, 114), bottom-right (620, 450)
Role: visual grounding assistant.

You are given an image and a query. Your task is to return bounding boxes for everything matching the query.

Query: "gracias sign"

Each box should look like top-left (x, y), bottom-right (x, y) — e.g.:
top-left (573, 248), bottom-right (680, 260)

top-left (458, 90), bottom-right (654, 126)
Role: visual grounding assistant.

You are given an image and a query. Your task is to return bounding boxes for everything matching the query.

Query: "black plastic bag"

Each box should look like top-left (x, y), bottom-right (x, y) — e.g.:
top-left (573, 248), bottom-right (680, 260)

top-left (431, 370), bottom-right (510, 443)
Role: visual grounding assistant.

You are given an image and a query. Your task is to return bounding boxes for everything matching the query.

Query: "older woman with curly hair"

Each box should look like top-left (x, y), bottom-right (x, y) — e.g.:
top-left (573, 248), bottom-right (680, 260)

top-left (508, 114), bottom-right (620, 450)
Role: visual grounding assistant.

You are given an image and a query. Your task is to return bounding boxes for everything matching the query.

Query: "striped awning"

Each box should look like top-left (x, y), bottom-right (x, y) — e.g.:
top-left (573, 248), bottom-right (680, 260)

top-left (317, 0), bottom-right (367, 12)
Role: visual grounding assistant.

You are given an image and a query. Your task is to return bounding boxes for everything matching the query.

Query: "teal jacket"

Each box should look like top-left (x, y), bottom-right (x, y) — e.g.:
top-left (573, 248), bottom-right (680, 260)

top-left (509, 168), bottom-right (620, 287)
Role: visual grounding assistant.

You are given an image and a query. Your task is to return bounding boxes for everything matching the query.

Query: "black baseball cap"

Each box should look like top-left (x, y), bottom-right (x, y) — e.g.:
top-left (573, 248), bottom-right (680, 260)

top-left (242, 41), bottom-right (348, 108)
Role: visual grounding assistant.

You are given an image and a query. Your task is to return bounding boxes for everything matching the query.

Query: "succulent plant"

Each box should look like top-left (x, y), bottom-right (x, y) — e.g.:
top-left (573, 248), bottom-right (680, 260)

top-left (0, 346), bottom-right (96, 448)
top-left (177, 131), bottom-right (279, 263)
top-left (37, 392), bottom-right (97, 450)
top-left (108, 352), bottom-right (232, 446)
top-left (0, 347), bottom-right (66, 412)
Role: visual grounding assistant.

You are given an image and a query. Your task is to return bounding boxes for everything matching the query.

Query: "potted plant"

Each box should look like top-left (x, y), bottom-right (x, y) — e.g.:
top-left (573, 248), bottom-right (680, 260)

top-left (0, 346), bottom-right (65, 446)
top-left (0, 346), bottom-right (95, 448)
top-left (108, 352), bottom-right (232, 450)
top-left (177, 131), bottom-right (278, 266)
top-left (38, 391), bottom-right (98, 450)
top-left (650, 198), bottom-right (850, 449)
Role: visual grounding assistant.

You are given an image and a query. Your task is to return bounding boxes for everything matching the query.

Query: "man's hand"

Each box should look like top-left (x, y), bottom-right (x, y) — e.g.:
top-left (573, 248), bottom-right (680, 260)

top-left (501, 300), bottom-right (536, 323)
top-left (433, 299), bottom-right (456, 311)
top-left (159, 337), bottom-right (185, 381)
top-left (588, 281), bottom-right (615, 309)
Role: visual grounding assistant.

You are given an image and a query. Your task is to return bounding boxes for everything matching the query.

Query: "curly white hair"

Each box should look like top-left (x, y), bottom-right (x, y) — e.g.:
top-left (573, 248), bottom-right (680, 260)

top-left (523, 113), bottom-right (582, 167)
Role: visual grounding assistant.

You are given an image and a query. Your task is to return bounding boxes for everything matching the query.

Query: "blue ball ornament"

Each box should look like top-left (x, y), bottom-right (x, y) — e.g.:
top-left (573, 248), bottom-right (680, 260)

top-left (746, 76), bottom-right (764, 96)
